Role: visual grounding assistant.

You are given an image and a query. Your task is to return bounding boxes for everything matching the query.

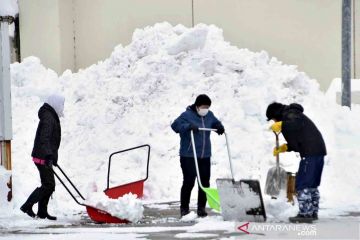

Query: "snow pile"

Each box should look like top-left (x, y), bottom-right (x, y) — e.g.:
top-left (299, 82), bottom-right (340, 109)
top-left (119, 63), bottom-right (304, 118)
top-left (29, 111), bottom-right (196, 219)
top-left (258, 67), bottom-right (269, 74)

top-left (326, 78), bottom-right (360, 104)
top-left (0, 0), bottom-right (18, 17)
top-left (7, 22), bottom-right (360, 221)
top-left (85, 192), bottom-right (143, 222)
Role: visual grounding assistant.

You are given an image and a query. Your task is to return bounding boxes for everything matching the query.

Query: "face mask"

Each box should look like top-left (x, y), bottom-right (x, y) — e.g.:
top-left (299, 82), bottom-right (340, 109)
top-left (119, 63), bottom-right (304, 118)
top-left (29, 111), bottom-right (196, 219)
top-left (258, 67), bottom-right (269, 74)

top-left (197, 108), bottom-right (209, 117)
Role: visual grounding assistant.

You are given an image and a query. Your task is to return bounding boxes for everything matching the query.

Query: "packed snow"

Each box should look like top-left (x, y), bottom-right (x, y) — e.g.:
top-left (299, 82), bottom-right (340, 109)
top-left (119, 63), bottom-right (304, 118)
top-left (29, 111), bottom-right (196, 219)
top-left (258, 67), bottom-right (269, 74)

top-left (0, 0), bottom-right (18, 17)
top-left (326, 78), bottom-right (360, 104)
top-left (0, 0), bottom-right (18, 37)
top-left (180, 211), bottom-right (197, 222)
top-left (2, 22), bottom-right (360, 225)
top-left (85, 192), bottom-right (143, 222)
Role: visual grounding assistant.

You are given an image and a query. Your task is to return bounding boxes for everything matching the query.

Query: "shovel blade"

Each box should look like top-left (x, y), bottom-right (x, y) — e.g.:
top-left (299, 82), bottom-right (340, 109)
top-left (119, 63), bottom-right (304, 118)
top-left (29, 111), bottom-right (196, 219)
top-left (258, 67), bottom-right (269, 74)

top-left (265, 166), bottom-right (288, 197)
top-left (216, 179), bottom-right (266, 222)
top-left (203, 187), bottom-right (221, 212)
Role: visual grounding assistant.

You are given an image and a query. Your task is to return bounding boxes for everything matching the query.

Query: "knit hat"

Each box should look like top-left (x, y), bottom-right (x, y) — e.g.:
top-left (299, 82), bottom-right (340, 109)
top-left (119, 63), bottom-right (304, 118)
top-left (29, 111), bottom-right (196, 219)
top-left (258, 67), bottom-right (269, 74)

top-left (266, 102), bottom-right (285, 121)
top-left (194, 94), bottom-right (212, 107)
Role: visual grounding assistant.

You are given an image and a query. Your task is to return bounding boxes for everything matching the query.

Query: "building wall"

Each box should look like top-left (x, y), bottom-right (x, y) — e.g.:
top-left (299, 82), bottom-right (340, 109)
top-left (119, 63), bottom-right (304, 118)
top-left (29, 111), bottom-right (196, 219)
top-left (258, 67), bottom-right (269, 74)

top-left (19, 0), bottom-right (63, 73)
top-left (18, 0), bottom-right (359, 91)
top-left (73, 0), bottom-right (192, 70)
top-left (194, 0), bottom-right (343, 90)
top-left (58, 0), bottom-right (75, 73)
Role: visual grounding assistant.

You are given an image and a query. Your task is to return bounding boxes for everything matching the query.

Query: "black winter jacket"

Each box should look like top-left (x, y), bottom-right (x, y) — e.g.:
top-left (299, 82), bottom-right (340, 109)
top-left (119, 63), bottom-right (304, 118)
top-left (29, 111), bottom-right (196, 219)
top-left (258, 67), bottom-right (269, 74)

top-left (281, 103), bottom-right (326, 157)
top-left (31, 103), bottom-right (61, 163)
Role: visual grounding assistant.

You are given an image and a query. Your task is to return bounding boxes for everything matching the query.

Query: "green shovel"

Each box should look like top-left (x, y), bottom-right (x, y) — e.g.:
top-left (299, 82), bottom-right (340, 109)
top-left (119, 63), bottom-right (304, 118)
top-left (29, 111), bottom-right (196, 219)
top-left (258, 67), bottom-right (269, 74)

top-left (190, 128), bottom-right (221, 212)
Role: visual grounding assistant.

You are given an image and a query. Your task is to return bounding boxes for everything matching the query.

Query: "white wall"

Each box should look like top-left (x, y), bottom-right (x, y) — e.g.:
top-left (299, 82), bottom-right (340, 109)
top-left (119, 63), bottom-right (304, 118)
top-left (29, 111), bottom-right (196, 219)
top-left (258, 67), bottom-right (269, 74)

top-left (73, 0), bottom-right (192, 70)
top-left (58, 0), bottom-right (75, 73)
top-left (194, 0), bottom-right (343, 90)
top-left (18, 0), bottom-right (359, 91)
top-left (19, 0), bottom-right (62, 72)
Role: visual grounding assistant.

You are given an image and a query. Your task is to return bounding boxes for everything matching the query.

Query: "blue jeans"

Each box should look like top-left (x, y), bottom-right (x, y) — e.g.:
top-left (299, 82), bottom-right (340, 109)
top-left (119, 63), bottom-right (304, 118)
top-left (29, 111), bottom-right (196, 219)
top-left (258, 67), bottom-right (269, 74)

top-left (296, 155), bottom-right (324, 216)
top-left (296, 156), bottom-right (324, 191)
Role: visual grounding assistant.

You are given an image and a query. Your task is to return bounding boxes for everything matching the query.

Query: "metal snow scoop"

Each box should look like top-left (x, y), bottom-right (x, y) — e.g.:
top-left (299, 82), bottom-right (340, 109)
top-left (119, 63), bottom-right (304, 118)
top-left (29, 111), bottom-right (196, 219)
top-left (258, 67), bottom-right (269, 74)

top-left (191, 128), bottom-right (266, 222)
top-left (214, 130), bottom-right (266, 222)
top-left (265, 132), bottom-right (288, 197)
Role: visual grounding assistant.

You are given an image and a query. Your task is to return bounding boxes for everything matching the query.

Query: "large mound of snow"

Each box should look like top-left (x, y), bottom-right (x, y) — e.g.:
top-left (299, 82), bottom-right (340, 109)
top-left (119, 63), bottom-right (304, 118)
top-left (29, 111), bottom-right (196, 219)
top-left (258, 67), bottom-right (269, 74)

top-left (4, 23), bottom-right (360, 220)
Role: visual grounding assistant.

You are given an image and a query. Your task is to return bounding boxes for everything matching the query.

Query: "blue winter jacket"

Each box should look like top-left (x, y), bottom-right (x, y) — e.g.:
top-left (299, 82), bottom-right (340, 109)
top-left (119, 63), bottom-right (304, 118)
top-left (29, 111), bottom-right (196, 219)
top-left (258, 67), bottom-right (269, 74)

top-left (171, 105), bottom-right (223, 158)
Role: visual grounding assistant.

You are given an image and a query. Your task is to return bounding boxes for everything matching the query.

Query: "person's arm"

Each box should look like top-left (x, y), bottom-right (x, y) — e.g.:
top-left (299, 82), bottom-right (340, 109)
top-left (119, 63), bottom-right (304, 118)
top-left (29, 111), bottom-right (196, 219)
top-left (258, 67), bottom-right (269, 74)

top-left (211, 113), bottom-right (225, 134)
top-left (282, 112), bottom-right (303, 152)
top-left (171, 113), bottom-right (192, 134)
top-left (38, 112), bottom-right (54, 161)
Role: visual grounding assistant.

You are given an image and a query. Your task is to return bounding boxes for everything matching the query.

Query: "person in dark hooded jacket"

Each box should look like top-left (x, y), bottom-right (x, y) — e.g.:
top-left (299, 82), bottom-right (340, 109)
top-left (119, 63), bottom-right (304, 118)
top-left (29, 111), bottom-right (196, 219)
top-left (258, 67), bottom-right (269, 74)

top-left (266, 102), bottom-right (326, 223)
top-left (20, 94), bottom-right (64, 220)
top-left (171, 94), bottom-right (224, 218)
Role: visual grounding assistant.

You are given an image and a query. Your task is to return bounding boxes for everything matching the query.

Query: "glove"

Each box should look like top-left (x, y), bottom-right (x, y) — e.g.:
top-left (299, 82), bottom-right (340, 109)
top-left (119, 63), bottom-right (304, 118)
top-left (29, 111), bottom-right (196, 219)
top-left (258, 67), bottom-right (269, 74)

top-left (270, 121), bottom-right (282, 133)
top-left (273, 144), bottom-right (288, 156)
top-left (216, 125), bottom-right (225, 135)
top-left (45, 155), bottom-right (56, 167)
top-left (52, 159), bottom-right (58, 167)
top-left (190, 124), bottom-right (199, 132)
top-left (46, 159), bottom-right (53, 167)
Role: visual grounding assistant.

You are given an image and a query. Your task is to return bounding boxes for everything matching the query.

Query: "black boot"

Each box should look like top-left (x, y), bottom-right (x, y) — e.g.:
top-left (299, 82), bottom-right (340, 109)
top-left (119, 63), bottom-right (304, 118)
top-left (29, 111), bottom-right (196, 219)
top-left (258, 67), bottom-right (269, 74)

top-left (37, 193), bottom-right (56, 220)
top-left (197, 207), bottom-right (208, 217)
top-left (37, 213), bottom-right (57, 221)
top-left (180, 207), bottom-right (190, 217)
top-left (20, 204), bottom-right (36, 218)
top-left (289, 214), bottom-right (315, 223)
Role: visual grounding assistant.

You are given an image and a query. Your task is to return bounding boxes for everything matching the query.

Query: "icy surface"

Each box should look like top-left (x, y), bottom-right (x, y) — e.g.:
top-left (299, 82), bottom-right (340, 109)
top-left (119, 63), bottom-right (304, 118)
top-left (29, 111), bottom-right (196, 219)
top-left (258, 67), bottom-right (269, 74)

top-left (5, 23), bottom-right (360, 223)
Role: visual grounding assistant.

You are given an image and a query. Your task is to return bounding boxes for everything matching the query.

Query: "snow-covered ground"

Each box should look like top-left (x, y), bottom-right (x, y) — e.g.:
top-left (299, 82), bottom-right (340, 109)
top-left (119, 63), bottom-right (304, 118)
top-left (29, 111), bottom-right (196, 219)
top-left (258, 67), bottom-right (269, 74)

top-left (1, 23), bottom-right (360, 238)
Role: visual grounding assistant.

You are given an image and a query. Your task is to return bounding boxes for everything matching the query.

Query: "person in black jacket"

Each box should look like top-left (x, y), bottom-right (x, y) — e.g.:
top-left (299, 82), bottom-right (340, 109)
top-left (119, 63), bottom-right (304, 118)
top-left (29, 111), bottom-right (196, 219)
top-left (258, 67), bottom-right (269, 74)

top-left (20, 94), bottom-right (64, 220)
top-left (266, 102), bottom-right (326, 223)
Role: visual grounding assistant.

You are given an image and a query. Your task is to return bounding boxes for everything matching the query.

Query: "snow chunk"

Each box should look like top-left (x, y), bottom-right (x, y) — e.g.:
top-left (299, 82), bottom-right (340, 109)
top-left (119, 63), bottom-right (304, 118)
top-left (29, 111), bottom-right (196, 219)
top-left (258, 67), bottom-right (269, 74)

top-left (85, 192), bottom-right (144, 222)
top-left (180, 211), bottom-right (197, 222)
top-left (0, 0), bottom-right (18, 17)
top-left (167, 24), bottom-right (208, 55)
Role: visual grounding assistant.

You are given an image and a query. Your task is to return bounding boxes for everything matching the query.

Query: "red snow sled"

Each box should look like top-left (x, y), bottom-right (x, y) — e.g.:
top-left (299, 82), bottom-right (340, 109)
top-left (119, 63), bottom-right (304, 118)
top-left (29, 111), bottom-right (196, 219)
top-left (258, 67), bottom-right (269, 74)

top-left (53, 144), bottom-right (150, 224)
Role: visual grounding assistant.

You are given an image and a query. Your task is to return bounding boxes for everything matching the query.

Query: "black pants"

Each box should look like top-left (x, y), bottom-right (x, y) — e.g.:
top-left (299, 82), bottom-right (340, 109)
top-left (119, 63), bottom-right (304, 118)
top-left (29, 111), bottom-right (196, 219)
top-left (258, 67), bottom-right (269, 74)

top-left (22, 163), bottom-right (55, 215)
top-left (180, 156), bottom-right (210, 209)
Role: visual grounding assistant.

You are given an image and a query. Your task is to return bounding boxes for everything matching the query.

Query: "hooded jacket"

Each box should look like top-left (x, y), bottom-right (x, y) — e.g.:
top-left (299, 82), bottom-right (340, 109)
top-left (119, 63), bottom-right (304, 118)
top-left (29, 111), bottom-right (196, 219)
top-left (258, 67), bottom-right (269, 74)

top-left (171, 105), bottom-right (223, 158)
top-left (31, 103), bottom-right (61, 163)
top-left (281, 103), bottom-right (326, 157)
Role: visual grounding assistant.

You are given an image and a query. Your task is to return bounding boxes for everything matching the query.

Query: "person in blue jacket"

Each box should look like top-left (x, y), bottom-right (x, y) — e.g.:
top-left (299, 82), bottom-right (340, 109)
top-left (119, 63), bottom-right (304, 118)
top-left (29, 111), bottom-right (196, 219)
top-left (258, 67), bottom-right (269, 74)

top-left (171, 94), bottom-right (224, 217)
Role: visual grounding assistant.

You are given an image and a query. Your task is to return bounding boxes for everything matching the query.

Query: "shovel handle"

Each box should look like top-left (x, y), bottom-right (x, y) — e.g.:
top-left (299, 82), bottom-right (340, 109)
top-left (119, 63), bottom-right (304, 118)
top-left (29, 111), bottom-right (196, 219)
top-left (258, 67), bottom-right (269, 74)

top-left (274, 131), bottom-right (280, 170)
top-left (190, 130), bottom-right (205, 189)
top-left (198, 128), bottom-right (217, 131)
top-left (195, 128), bottom-right (235, 181)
